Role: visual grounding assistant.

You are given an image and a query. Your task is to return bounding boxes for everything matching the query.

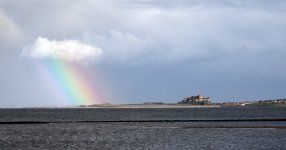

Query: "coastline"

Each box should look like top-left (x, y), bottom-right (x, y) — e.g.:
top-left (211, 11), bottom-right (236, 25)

top-left (83, 104), bottom-right (221, 108)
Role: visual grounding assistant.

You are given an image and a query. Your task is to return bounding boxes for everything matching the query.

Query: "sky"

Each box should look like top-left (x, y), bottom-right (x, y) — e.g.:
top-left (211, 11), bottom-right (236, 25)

top-left (0, 0), bottom-right (286, 107)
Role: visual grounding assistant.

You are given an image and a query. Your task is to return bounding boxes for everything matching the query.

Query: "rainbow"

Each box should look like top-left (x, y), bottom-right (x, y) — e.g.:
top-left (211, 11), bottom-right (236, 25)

top-left (35, 59), bottom-right (104, 105)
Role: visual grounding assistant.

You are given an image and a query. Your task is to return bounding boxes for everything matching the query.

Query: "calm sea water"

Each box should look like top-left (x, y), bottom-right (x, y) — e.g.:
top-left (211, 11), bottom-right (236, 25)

top-left (0, 107), bottom-right (285, 149)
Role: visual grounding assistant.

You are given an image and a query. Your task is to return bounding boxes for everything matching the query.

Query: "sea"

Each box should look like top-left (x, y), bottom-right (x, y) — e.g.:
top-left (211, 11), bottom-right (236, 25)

top-left (0, 106), bottom-right (285, 150)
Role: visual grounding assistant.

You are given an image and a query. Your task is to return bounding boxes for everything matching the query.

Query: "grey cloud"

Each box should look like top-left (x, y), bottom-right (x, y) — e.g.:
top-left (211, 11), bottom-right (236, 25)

top-left (84, 7), bottom-right (286, 64)
top-left (1, 0), bottom-right (286, 65)
top-left (0, 9), bottom-right (22, 47)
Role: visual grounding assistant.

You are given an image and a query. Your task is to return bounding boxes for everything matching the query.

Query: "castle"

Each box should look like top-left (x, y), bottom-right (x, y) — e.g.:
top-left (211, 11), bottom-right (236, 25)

top-left (178, 95), bottom-right (211, 105)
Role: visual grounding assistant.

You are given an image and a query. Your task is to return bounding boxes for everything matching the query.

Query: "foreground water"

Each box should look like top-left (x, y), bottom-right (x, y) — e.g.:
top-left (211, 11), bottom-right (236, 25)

top-left (0, 107), bottom-right (285, 149)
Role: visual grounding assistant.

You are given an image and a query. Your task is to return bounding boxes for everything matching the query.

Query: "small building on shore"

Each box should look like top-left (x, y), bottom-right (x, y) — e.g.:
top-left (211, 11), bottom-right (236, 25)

top-left (178, 95), bottom-right (211, 105)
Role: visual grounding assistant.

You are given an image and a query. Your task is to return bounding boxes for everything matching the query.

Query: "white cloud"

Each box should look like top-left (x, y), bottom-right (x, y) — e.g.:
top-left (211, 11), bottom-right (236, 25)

top-left (21, 37), bottom-right (102, 65)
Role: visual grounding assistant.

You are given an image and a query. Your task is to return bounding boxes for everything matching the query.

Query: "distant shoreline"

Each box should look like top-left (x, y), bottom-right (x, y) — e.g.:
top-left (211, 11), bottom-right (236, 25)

top-left (81, 104), bottom-right (286, 109)
top-left (1, 104), bottom-right (285, 109)
top-left (82, 104), bottom-right (221, 108)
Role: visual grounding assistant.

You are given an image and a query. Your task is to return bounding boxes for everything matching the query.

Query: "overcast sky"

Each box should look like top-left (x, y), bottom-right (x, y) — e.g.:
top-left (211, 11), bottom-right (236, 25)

top-left (1, 0), bottom-right (286, 107)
